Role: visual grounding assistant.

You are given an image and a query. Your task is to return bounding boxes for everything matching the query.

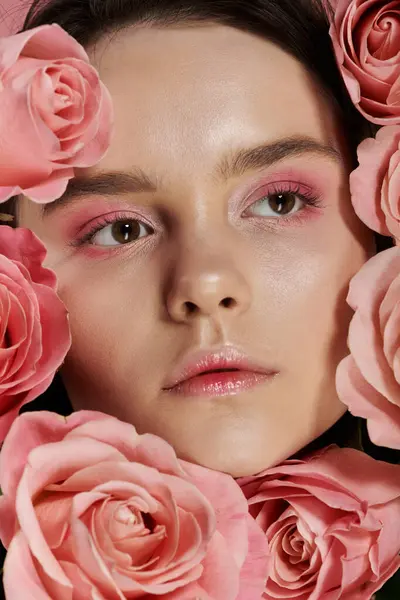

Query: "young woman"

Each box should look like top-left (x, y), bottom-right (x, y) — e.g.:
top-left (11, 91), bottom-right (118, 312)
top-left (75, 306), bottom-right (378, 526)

top-left (1, 0), bottom-right (394, 477)
top-left (1, 1), bottom-right (400, 598)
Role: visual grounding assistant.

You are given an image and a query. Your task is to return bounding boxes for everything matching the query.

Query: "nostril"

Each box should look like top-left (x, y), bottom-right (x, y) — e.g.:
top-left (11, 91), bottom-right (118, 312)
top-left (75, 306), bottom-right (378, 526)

top-left (221, 297), bottom-right (236, 308)
top-left (185, 301), bottom-right (197, 314)
top-left (183, 297), bottom-right (237, 316)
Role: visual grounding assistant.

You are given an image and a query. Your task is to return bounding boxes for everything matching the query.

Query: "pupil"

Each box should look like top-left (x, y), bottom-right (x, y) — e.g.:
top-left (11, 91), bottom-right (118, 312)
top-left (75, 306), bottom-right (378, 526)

top-left (269, 193), bottom-right (296, 215)
top-left (111, 220), bottom-right (139, 244)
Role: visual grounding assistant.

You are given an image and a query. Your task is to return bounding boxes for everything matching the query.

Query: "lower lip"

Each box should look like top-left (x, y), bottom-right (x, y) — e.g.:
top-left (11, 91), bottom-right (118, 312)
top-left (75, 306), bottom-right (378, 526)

top-left (164, 370), bottom-right (275, 397)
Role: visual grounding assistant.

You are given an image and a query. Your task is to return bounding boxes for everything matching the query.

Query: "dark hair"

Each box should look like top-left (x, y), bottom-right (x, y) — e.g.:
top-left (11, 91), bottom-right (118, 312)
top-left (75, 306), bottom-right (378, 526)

top-left (1, 0), bottom-right (396, 460)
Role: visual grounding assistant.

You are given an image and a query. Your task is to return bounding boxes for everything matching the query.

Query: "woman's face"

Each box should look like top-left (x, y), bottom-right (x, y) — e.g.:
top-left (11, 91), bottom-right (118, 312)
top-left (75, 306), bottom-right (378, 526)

top-left (18, 24), bottom-right (374, 477)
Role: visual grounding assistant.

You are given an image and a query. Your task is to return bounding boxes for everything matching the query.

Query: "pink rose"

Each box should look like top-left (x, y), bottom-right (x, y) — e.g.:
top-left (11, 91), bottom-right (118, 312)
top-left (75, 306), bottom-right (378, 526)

top-left (350, 126), bottom-right (400, 239)
top-left (336, 247), bottom-right (400, 449)
top-left (0, 410), bottom-right (268, 599)
top-left (0, 226), bottom-right (70, 442)
top-left (329, 0), bottom-right (400, 125)
top-left (239, 446), bottom-right (400, 600)
top-left (0, 24), bottom-right (113, 203)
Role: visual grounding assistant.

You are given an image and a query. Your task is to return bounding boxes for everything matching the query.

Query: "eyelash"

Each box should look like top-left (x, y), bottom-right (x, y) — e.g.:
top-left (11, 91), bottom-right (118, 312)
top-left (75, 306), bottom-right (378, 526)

top-left (71, 182), bottom-right (323, 248)
top-left (245, 181), bottom-right (322, 215)
top-left (70, 211), bottom-right (150, 248)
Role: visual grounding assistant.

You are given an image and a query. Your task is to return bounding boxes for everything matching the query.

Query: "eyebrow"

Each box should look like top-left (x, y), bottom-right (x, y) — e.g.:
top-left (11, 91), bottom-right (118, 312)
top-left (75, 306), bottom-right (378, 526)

top-left (41, 136), bottom-right (342, 217)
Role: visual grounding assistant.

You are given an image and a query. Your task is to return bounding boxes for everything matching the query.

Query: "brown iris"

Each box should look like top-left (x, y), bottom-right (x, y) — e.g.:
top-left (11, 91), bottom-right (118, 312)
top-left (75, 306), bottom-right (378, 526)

top-left (268, 193), bottom-right (297, 215)
top-left (111, 220), bottom-right (141, 244)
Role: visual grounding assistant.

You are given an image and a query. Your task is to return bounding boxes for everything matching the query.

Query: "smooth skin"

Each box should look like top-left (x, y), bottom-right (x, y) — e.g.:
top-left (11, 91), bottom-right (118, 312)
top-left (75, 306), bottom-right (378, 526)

top-left (18, 24), bottom-right (374, 477)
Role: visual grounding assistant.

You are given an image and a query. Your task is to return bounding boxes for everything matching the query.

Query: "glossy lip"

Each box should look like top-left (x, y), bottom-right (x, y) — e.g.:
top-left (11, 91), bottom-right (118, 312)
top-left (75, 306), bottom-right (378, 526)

top-left (162, 345), bottom-right (279, 392)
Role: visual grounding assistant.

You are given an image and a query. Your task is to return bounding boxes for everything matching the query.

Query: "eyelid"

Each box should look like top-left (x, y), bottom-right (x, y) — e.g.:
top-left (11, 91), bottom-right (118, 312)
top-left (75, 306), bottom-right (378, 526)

top-left (69, 210), bottom-right (153, 248)
top-left (243, 180), bottom-right (323, 213)
top-left (69, 175), bottom-right (325, 249)
top-left (244, 178), bottom-right (313, 201)
top-left (76, 209), bottom-right (153, 235)
top-left (239, 180), bottom-right (325, 232)
top-left (233, 168), bottom-right (325, 210)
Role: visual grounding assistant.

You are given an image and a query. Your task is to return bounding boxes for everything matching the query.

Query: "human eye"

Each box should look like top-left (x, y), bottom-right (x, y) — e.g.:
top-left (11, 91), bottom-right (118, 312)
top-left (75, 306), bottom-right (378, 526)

top-left (244, 181), bottom-right (322, 220)
top-left (71, 212), bottom-right (154, 248)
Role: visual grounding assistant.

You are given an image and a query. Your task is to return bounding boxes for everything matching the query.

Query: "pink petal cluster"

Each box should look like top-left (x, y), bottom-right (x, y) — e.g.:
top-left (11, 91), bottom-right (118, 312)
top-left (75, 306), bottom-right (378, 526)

top-left (329, 0), bottom-right (400, 125)
top-left (0, 226), bottom-right (70, 442)
top-left (350, 125), bottom-right (400, 239)
top-left (0, 410), bottom-right (268, 599)
top-left (238, 446), bottom-right (400, 600)
top-left (0, 24), bottom-right (113, 203)
top-left (337, 247), bottom-right (400, 449)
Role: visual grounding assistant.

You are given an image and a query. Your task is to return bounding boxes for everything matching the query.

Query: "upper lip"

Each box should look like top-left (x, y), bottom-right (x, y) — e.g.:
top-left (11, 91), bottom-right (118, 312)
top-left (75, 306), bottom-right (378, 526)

top-left (162, 344), bottom-right (278, 389)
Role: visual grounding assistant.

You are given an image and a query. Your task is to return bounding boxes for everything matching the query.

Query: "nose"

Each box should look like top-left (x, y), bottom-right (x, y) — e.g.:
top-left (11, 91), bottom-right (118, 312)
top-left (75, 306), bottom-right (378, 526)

top-left (165, 241), bottom-right (252, 323)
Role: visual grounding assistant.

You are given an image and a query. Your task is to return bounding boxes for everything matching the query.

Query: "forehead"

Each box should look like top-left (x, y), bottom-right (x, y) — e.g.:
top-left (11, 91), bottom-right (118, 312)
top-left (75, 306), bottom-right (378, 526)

top-left (82, 24), bottom-right (340, 179)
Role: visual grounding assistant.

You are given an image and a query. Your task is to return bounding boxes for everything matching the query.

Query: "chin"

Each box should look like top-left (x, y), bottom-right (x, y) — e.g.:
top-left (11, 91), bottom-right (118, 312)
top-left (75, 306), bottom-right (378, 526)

top-left (178, 440), bottom-right (293, 479)
top-left (178, 417), bottom-right (344, 478)
top-left (205, 454), bottom-right (281, 479)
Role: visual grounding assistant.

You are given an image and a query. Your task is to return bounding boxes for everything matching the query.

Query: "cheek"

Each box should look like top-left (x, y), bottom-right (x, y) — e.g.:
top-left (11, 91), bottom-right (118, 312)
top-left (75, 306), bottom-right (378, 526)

top-left (253, 219), bottom-right (370, 366)
top-left (56, 261), bottom-right (156, 374)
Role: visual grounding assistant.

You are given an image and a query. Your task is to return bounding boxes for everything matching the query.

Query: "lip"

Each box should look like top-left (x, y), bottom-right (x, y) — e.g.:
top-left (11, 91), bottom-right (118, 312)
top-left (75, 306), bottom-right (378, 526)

top-left (162, 345), bottom-right (278, 397)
